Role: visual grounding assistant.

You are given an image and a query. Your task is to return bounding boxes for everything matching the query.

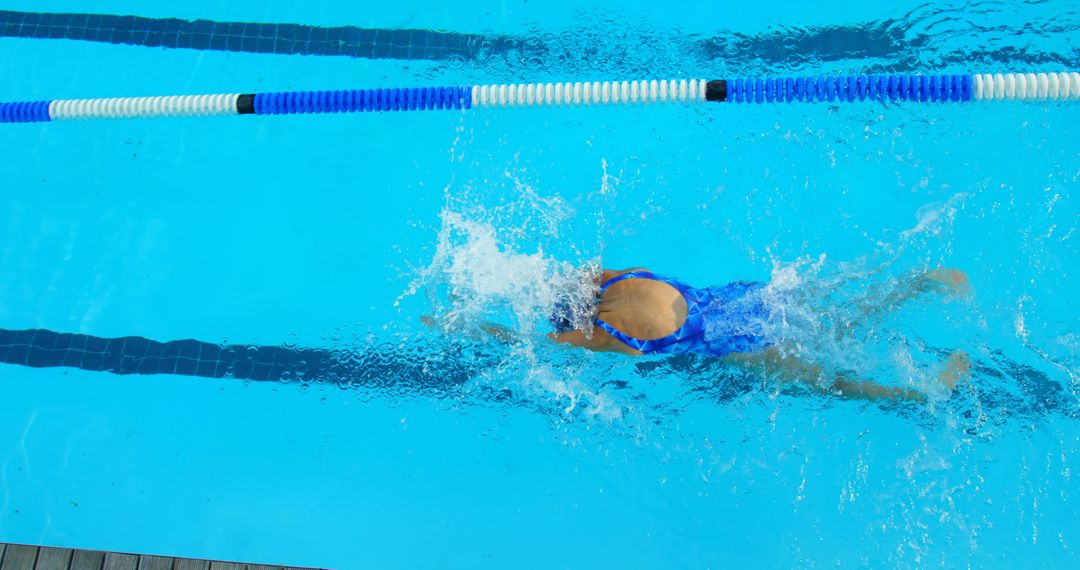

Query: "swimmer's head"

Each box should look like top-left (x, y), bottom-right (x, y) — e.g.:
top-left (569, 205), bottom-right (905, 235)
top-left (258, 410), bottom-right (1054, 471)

top-left (547, 287), bottom-right (599, 333)
top-left (548, 298), bottom-right (576, 333)
top-left (547, 265), bottom-right (601, 333)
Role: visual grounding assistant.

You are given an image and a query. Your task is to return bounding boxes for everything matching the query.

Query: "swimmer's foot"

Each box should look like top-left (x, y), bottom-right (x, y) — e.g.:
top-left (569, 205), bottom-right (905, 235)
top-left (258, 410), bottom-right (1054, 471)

top-left (937, 350), bottom-right (971, 390)
top-left (923, 268), bottom-right (972, 297)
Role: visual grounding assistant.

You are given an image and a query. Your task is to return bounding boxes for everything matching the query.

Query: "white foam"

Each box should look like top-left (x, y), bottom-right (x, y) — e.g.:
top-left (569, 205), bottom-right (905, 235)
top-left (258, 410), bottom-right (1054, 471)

top-left (417, 210), bottom-right (597, 335)
top-left (398, 174), bottom-right (622, 419)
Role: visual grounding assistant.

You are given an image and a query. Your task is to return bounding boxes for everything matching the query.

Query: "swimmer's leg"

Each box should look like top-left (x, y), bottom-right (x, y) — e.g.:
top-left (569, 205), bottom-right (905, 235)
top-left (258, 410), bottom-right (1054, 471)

top-left (723, 348), bottom-right (918, 401)
top-left (872, 267), bottom-right (970, 309)
top-left (839, 268), bottom-right (971, 339)
top-left (937, 350), bottom-right (971, 390)
top-left (725, 346), bottom-right (969, 402)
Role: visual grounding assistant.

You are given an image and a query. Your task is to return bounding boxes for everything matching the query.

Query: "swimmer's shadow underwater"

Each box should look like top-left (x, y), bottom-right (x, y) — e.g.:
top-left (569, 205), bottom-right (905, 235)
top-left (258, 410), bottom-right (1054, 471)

top-left (0, 327), bottom-right (1067, 421)
top-left (0, 327), bottom-right (499, 398)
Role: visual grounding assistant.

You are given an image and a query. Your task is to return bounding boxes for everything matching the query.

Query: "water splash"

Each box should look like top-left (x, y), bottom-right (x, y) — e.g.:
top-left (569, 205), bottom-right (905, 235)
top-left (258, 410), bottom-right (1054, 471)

top-left (412, 210), bottom-right (598, 337)
top-left (392, 165), bottom-right (639, 421)
top-left (719, 194), bottom-right (977, 396)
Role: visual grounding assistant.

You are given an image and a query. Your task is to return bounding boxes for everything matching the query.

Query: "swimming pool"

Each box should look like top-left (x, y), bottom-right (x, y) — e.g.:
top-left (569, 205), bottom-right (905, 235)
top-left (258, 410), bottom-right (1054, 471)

top-left (1, 0), bottom-right (1078, 567)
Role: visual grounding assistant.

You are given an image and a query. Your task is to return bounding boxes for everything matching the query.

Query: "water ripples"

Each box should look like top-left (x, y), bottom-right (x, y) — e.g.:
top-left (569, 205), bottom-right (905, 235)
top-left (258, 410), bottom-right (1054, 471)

top-left (431, 0), bottom-right (1080, 80)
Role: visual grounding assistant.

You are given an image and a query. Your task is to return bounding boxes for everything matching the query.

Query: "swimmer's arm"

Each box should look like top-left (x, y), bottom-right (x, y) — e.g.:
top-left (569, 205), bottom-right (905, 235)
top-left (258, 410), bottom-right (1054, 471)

top-left (480, 323), bottom-right (517, 343)
top-left (421, 315), bottom-right (519, 344)
top-left (547, 328), bottom-right (638, 354)
top-left (547, 329), bottom-right (607, 350)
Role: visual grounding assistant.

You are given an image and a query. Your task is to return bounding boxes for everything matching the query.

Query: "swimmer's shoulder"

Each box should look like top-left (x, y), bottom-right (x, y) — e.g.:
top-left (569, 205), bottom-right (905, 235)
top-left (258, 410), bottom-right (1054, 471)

top-left (600, 267), bottom-right (650, 283)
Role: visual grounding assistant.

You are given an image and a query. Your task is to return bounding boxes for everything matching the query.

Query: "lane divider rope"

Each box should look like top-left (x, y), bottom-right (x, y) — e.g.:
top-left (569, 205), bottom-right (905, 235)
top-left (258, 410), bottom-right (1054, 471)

top-left (2, 73), bottom-right (1078, 124)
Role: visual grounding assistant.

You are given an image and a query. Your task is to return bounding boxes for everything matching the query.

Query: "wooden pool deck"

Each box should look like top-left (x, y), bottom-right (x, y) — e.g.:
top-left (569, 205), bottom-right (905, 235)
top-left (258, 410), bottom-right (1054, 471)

top-left (0, 543), bottom-right (320, 570)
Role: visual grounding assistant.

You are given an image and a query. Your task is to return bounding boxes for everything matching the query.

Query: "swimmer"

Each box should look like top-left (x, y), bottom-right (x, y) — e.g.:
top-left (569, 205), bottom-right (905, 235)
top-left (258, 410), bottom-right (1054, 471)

top-left (546, 267), bottom-right (972, 402)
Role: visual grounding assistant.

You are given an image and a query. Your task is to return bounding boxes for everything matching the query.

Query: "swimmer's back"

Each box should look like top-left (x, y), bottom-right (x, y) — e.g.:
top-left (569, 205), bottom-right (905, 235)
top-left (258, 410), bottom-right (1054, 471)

top-left (549, 267), bottom-right (772, 357)
top-left (595, 268), bottom-right (689, 346)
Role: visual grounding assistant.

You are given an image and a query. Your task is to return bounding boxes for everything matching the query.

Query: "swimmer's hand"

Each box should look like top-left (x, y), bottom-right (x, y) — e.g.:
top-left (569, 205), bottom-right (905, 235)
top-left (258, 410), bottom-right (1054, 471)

top-left (479, 323), bottom-right (517, 343)
top-left (420, 315), bottom-right (518, 344)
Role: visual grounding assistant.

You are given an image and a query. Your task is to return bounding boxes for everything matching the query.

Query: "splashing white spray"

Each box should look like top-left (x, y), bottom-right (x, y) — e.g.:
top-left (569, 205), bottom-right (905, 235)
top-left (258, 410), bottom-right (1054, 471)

top-left (409, 210), bottom-right (598, 336)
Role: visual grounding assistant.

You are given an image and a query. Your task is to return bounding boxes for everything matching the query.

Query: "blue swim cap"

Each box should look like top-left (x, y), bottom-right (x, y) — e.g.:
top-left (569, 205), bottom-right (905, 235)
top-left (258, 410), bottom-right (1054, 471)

top-left (548, 299), bottom-right (576, 333)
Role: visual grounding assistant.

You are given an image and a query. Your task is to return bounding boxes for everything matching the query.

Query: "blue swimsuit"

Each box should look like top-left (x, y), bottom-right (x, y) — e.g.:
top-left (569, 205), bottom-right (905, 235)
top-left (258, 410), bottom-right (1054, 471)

top-left (571, 271), bottom-right (773, 356)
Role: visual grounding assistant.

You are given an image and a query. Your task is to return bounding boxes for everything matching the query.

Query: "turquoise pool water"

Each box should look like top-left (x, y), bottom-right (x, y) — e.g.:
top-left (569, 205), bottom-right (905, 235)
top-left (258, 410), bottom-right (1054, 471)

top-left (1, 0), bottom-right (1078, 568)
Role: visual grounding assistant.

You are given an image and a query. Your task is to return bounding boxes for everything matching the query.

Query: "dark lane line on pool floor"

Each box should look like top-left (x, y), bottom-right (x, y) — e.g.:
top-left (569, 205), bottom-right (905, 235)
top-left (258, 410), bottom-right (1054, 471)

top-left (0, 10), bottom-right (504, 62)
top-left (0, 327), bottom-right (487, 394)
top-left (8, 9), bottom-right (1072, 71)
top-left (0, 327), bottom-right (1070, 419)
